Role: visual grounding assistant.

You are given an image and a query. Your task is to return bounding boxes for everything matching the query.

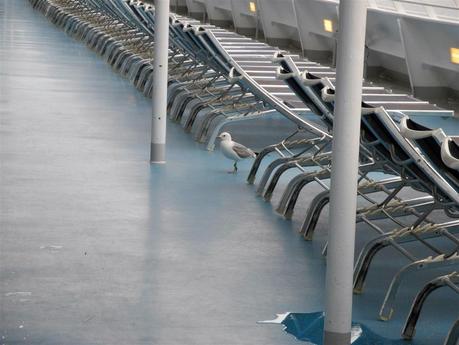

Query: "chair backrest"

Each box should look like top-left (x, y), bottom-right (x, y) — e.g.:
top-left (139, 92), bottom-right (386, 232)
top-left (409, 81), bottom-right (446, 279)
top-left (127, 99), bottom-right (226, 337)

top-left (362, 108), bottom-right (459, 207)
top-left (400, 117), bottom-right (459, 192)
top-left (275, 53), bottom-right (334, 129)
top-left (201, 30), bottom-right (331, 138)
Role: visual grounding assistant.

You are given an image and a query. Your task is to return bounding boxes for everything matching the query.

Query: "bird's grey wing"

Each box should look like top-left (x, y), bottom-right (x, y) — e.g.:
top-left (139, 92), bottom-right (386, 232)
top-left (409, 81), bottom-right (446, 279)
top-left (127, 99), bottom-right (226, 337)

top-left (232, 143), bottom-right (256, 158)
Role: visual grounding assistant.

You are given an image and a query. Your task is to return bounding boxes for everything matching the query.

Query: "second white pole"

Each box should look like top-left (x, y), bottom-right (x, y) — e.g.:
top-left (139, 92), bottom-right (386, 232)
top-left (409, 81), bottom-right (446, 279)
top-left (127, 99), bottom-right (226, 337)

top-left (323, 1), bottom-right (368, 344)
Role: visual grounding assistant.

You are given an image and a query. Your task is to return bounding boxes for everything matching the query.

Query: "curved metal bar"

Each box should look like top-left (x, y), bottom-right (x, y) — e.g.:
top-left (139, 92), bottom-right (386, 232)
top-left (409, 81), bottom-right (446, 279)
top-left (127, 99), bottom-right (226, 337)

top-left (444, 319), bottom-right (459, 345)
top-left (264, 160), bottom-right (309, 202)
top-left (283, 169), bottom-right (331, 220)
top-left (247, 144), bottom-right (279, 185)
top-left (380, 254), bottom-right (459, 321)
top-left (402, 273), bottom-right (459, 340)
top-left (257, 157), bottom-right (297, 196)
top-left (276, 168), bottom-right (330, 216)
top-left (301, 190), bottom-right (330, 239)
top-left (274, 171), bottom-right (312, 212)
top-left (353, 225), bottom-right (459, 294)
top-left (353, 234), bottom-right (395, 294)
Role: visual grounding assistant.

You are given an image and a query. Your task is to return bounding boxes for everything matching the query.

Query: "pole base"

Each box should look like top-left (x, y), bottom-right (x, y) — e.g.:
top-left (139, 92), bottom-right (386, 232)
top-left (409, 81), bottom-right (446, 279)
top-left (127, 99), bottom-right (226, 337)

top-left (324, 330), bottom-right (351, 345)
top-left (150, 143), bottom-right (166, 164)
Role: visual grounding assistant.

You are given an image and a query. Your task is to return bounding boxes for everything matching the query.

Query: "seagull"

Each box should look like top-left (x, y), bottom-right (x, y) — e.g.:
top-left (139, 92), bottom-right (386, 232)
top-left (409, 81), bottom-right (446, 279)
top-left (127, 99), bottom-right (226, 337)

top-left (218, 132), bottom-right (256, 173)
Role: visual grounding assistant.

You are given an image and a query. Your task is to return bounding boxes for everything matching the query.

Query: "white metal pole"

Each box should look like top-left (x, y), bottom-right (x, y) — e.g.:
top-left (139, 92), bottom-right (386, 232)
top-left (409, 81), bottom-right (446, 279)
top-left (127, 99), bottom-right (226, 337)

top-left (324, 1), bottom-right (367, 344)
top-left (150, 0), bottom-right (170, 164)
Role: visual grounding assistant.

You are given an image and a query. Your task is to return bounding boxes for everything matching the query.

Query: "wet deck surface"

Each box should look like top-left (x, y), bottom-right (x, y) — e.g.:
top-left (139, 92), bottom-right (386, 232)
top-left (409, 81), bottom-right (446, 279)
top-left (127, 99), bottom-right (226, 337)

top-left (0, 1), bottom-right (457, 344)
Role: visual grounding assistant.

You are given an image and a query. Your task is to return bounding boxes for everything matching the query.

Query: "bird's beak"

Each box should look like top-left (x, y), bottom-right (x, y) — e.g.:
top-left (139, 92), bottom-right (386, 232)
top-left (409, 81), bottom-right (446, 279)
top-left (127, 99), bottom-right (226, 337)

top-left (218, 134), bottom-right (223, 139)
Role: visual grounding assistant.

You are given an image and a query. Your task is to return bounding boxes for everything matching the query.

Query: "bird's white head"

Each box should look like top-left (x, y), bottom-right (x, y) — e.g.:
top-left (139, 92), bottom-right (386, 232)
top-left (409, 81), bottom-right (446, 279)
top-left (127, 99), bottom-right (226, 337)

top-left (218, 132), bottom-right (232, 141)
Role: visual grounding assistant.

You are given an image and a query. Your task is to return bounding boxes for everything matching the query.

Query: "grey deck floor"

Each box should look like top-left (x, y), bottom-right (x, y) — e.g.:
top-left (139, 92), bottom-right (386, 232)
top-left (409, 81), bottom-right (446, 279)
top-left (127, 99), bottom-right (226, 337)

top-left (0, 1), bottom-right (457, 345)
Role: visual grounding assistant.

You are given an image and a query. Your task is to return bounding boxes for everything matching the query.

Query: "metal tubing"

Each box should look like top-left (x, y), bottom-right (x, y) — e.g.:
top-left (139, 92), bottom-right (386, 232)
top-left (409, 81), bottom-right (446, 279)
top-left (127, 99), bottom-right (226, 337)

top-left (444, 319), bottom-right (459, 345)
top-left (150, 0), bottom-right (170, 163)
top-left (324, 1), bottom-right (368, 344)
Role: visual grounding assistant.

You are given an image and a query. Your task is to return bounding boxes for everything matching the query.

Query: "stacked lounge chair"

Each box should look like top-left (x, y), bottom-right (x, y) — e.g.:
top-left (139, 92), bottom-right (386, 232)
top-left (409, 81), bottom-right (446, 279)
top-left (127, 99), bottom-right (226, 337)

top-left (267, 53), bottom-right (459, 341)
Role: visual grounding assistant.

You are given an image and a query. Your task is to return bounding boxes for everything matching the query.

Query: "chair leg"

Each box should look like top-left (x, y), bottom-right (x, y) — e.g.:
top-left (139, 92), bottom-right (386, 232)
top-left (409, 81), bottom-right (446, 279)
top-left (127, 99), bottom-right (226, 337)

top-left (380, 255), bottom-right (459, 321)
top-left (301, 190), bottom-right (330, 239)
top-left (444, 319), bottom-right (459, 345)
top-left (402, 273), bottom-right (459, 340)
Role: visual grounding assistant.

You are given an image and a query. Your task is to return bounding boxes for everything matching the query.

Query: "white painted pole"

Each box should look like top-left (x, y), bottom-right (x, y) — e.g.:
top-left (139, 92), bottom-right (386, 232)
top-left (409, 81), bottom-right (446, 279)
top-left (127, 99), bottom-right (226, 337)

top-left (150, 0), bottom-right (170, 164)
top-left (323, 1), bottom-right (367, 345)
